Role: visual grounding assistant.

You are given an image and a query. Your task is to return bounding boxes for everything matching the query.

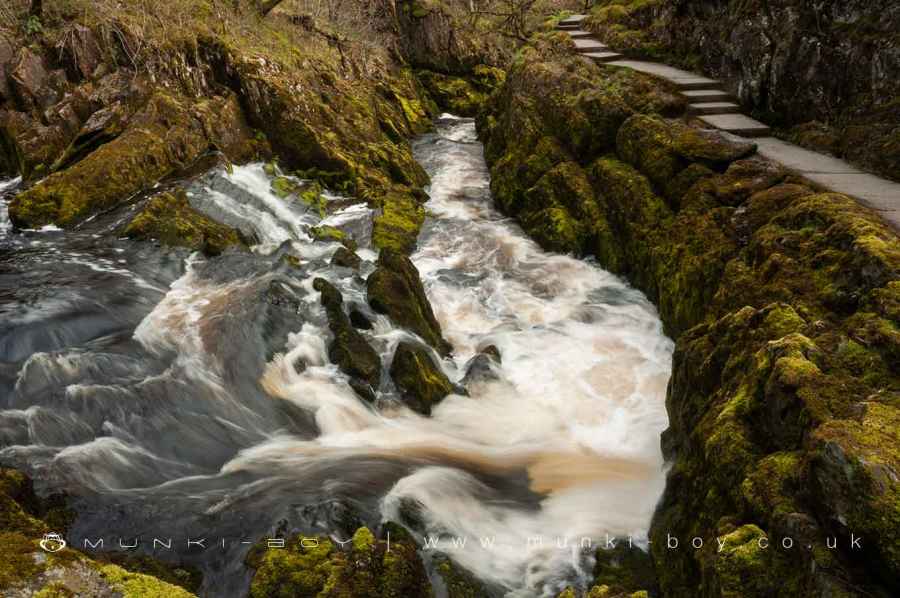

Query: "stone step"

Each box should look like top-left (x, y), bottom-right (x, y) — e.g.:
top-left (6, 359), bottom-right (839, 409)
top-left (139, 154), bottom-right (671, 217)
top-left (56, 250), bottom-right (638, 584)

top-left (687, 101), bottom-right (742, 115)
top-left (697, 113), bottom-right (772, 137)
top-left (558, 14), bottom-right (587, 26)
top-left (682, 89), bottom-right (732, 103)
top-left (566, 30), bottom-right (594, 38)
top-left (573, 39), bottom-right (608, 52)
top-left (673, 76), bottom-right (720, 91)
top-left (583, 51), bottom-right (624, 63)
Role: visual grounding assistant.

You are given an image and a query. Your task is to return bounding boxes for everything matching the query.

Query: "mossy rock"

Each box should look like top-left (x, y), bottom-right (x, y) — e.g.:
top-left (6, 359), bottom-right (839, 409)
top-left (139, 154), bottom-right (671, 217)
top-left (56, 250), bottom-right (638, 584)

top-left (367, 249), bottom-right (451, 355)
top-left (10, 93), bottom-right (256, 228)
top-left (372, 191), bottom-right (426, 255)
top-left (314, 278), bottom-right (381, 397)
top-left (247, 526), bottom-right (431, 598)
top-left (124, 190), bottom-right (246, 256)
top-left (389, 341), bottom-right (455, 416)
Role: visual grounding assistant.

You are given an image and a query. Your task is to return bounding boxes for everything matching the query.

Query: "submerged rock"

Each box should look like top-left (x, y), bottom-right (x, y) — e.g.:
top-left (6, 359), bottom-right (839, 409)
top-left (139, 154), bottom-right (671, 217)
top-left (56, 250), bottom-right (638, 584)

top-left (367, 249), bottom-right (452, 356)
top-left (389, 342), bottom-right (455, 416)
top-left (123, 189), bottom-right (247, 256)
top-left (314, 278), bottom-right (382, 400)
top-left (461, 345), bottom-right (502, 387)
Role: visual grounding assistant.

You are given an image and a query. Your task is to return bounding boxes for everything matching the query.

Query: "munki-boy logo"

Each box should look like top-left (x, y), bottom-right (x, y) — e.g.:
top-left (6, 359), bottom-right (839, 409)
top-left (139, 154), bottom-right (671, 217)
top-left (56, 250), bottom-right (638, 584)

top-left (39, 532), bottom-right (67, 553)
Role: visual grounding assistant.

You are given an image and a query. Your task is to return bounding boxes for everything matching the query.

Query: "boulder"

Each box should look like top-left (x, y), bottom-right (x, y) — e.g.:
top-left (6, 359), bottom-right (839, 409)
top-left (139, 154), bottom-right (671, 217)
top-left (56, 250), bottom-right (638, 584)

top-left (389, 341), bottom-right (454, 416)
top-left (246, 525), bottom-right (431, 597)
top-left (367, 249), bottom-right (451, 355)
top-left (9, 48), bottom-right (56, 113)
top-left (314, 278), bottom-right (382, 399)
top-left (123, 189), bottom-right (247, 256)
top-left (331, 246), bottom-right (362, 269)
top-left (461, 345), bottom-right (501, 387)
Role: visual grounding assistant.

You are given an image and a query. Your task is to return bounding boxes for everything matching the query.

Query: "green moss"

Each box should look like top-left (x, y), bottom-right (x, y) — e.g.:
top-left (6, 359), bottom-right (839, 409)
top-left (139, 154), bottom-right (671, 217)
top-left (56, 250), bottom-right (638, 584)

top-left (740, 451), bottom-right (803, 518)
top-left (367, 249), bottom-right (452, 355)
top-left (123, 190), bottom-right (246, 256)
top-left (390, 341), bottom-right (455, 415)
top-left (10, 93), bottom-right (255, 228)
top-left (372, 191), bottom-right (426, 254)
top-left (310, 225), bottom-right (345, 243)
top-left (98, 564), bottom-right (196, 598)
top-left (713, 525), bottom-right (772, 598)
top-left (520, 206), bottom-right (588, 255)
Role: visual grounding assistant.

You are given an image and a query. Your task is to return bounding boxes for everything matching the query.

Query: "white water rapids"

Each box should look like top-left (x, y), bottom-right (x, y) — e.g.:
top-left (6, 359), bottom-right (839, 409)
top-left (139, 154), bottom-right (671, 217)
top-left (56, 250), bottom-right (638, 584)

top-left (0, 117), bottom-right (672, 597)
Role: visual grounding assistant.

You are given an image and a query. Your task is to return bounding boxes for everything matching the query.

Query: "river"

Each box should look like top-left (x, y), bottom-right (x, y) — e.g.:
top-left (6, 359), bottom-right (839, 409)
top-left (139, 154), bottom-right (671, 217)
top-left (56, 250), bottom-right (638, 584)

top-left (0, 116), bottom-right (672, 597)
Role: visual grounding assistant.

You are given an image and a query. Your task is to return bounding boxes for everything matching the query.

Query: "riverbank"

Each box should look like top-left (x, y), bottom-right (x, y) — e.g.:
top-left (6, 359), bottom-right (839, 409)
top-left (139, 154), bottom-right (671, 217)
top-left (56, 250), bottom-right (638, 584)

top-left (478, 32), bottom-right (900, 598)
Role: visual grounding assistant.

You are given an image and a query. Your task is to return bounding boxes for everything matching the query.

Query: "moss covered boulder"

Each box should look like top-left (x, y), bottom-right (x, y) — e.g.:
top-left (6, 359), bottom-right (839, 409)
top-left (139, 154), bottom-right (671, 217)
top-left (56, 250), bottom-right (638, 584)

top-left (367, 249), bottom-right (451, 356)
top-left (390, 341), bottom-right (455, 416)
top-left (372, 190), bottom-right (427, 254)
top-left (417, 65), bottom-right (505, 117)
top-left (10, 92), bottom-right (257, 229)
top-left (124, 190), bottom-right (247, 256)
top-left (246, 525), bottom-right (431, 598)
top-left (314, 278), bottom-right (382, 400)
top-left (0, 468), bottom-right (197, 596)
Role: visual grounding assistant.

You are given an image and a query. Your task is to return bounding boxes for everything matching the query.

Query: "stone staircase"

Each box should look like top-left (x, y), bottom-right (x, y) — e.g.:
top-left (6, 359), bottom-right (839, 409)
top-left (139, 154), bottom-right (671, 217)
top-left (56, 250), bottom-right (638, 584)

top-left (556, 15), bottom-right (770, 137)
top-left (554, 14), bottom-right (900, 230)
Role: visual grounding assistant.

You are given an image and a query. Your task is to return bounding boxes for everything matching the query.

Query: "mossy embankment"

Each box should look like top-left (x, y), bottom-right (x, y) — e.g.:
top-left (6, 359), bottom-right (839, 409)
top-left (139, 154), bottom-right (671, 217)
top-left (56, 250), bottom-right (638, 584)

top-left (0, 0), bottom-right (449, 256)
top-left (480, 33), bottom-right (900, 598)
top-left (0, 467), bottom-right (200, 596)
top-left (580, 0), bottom-right (900, 183)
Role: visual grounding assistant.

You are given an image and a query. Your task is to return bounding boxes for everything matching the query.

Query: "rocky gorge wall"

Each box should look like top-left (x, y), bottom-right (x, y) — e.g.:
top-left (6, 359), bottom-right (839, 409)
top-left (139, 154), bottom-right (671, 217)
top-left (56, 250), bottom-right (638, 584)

top-left (478, 33), bottom-right (900, 598)
top-left (582, 0), bottom-right (900, 182)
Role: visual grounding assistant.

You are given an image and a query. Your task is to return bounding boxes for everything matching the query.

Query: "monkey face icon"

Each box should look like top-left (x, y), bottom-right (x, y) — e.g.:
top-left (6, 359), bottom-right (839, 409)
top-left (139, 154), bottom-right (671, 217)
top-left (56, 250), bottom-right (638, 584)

top-left (39, 533), bottom-right (66, 553)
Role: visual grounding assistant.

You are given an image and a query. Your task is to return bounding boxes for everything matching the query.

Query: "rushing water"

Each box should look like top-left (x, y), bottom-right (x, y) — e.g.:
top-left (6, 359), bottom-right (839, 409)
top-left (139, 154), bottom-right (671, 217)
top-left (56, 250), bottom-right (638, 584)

top-left (0, 117), bottom-right (672, 597)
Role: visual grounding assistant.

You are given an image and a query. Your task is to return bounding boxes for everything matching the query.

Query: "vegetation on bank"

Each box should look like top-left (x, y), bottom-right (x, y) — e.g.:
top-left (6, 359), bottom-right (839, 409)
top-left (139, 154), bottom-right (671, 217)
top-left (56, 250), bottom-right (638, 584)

top-left (479, 32), bottom-right (900, 598)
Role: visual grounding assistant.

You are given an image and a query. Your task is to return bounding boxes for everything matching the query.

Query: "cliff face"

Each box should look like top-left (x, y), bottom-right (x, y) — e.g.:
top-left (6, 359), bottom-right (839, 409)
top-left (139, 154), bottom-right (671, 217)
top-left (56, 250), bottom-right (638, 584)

top-left (479, 33), bottom-right (900, 598)
top-left (584, 0), bottom-right (900, 182)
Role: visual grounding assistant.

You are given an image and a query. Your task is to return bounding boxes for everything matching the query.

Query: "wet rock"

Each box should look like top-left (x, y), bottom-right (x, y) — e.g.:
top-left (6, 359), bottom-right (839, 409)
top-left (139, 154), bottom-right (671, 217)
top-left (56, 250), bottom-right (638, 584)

top-left (314, 278), bottom-right (381, 398)
top-left (9, 92), bottom-right (258, 228)
top-left (367, 249), bottom-right (452, 356)
top-left (123, 190), bottom-right (247, 256)
top-left (246, 525), bottom-right (431, 598)
top-left (389, 342), bottom-right (454, 416)
top-left (432, 553), bottom-right (490, 598)
top-left (462, 346), bottom-right (502, 387)
top-left (372, 190), bottom-right (426, 254)
top-left (331, 246), bottom-right (362, 270)
top-left (349, 307), bottom-right (373, 330)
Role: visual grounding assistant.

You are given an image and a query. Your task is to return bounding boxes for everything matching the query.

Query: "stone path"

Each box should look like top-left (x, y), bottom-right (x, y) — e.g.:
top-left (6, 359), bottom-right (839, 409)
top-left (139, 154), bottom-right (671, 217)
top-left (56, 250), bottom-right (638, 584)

top-left (556, 14), bottom-right (900, 230)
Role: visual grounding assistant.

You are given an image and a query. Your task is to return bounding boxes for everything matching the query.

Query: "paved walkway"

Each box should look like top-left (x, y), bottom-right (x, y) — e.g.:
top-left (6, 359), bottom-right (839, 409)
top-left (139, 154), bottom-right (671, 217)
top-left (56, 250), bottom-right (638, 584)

top-left (556, 14), bottom-right (900, 230)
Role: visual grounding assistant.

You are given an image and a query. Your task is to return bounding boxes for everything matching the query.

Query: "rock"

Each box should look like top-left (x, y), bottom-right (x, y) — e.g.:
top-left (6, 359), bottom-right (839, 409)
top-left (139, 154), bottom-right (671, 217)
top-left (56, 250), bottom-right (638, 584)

top-left (461, 353), bottom-right (499, 387)
top-left (246, 526), bottom-right (431, 598)
top-left (704, 158), bottom-right (786, 207)
top-left (616, 114), bottom-right (756, 203)
top-left (332, 246), bottom-right (362, 269)
top-left (416, 66), bottom-right (505, 117)
top-left (432, 553), bottom-right (489, 598)
top-left (9, 48), bottom-right (56, 113)
top-left (0, 467), bottom-right (196, 596)
top-left (9, 92), bottom-right (258, 228)
top-left (389, 342), bottom-right (454, 416)
top-left (349, 307), bottom-right (373, 330)
top-left (372, 190), bottom-right (426, 254)
top-left (123, 190), bottom-right (246, 256)
top-left (314, 278), bottom-right (382, 398)
top-left (367, 249), bottom-right (452, 356)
